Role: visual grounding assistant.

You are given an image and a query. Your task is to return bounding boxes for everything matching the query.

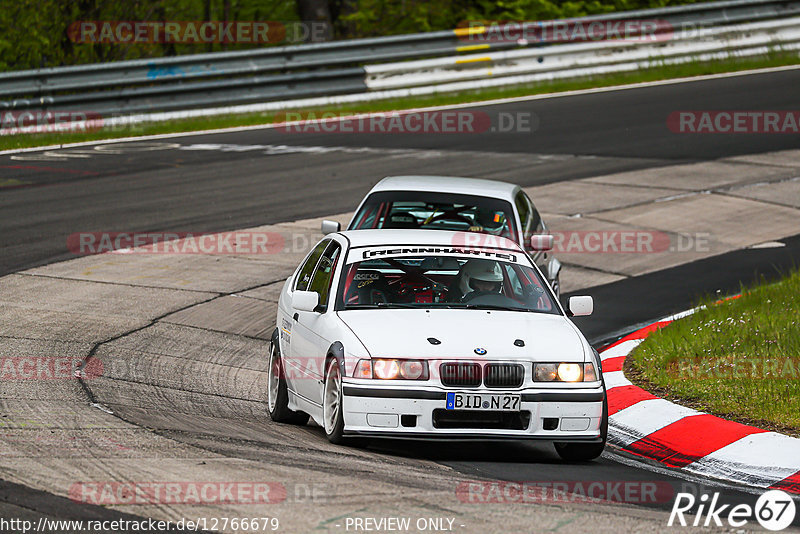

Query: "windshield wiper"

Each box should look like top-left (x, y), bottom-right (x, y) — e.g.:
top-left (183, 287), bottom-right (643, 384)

top-left (345, 302), bottom-right (419, 310)
top-left (461, 304), bottom-right (529, 312)
top-left (346, 303), bottom-right (530, 311)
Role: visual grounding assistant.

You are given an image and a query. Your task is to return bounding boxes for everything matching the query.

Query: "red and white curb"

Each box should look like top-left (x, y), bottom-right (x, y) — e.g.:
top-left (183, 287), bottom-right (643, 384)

top-left (600, 310), bottom-right (800, 495)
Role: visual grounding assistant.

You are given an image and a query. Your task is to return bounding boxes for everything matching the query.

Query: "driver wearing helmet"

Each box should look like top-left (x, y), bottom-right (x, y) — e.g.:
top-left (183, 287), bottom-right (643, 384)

top-left (474, 207), bottom-right (505, 234)
top-left (451, 259), bottom-right (504, 301)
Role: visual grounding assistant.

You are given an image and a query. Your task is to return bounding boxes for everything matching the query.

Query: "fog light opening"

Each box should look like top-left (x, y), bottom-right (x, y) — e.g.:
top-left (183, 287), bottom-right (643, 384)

top-left (542, 417), bottom-right (559, 431)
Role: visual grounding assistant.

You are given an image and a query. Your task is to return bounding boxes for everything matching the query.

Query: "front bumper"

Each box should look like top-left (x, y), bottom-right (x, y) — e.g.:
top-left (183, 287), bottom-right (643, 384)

top-left (341, 383), bottom-right (605, 440)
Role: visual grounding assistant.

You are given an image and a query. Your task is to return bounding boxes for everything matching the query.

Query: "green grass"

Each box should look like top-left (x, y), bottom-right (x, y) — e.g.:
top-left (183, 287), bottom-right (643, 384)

top-left (627, 269), bottom-right (800, 436)
top-left (2, 50), bottom-right (799, 152)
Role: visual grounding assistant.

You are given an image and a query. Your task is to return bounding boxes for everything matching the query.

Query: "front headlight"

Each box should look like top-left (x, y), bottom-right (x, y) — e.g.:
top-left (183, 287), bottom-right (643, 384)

top-left (557, 363), bottom-right (582, 382)
top-left (534, 362), bottom-right (598, 382)
top-left (374, 359), bottom-right (400, 379)
top-left (534, 363), bottom-right (558, 382)
top-left (353, 359), bottom-right (429, 380)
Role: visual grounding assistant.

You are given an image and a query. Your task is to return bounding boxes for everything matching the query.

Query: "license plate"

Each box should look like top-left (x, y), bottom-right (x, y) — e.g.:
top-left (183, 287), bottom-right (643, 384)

top-left (446, 392), bottom-right (521, 411)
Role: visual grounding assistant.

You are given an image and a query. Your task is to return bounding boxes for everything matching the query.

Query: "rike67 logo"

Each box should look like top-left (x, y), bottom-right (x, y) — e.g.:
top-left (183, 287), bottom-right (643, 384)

top-left (669, 490), bottom-right (796, 531)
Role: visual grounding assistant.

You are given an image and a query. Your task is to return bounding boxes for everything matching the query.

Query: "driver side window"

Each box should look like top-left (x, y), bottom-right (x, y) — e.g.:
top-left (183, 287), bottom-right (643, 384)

top-left (527, 194), bottom-right (543, 233)
top-left (515, 191), bottom-right (531, 237)
top-left (295, 240), bottom-right (329, 291)
top-left (308, 242), bottom-right (341, 309)
top-left (516, 191), bottom-right (543, 244)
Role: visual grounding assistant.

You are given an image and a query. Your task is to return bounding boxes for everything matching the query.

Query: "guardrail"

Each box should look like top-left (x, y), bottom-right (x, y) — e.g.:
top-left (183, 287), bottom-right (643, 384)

top-left (365, 17), bottom-right (800, 91)
top-left (1, 0), bottom-right (799, 129)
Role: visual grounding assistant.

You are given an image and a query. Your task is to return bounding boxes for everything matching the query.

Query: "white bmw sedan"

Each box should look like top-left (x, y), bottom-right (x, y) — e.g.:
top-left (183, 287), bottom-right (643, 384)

top-left (269, 229), bottom-right (607, 461)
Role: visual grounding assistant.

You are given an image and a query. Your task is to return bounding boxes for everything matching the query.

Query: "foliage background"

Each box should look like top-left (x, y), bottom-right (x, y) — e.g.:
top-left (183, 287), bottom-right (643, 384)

top-left (0, 0), bottom-right (717, 71)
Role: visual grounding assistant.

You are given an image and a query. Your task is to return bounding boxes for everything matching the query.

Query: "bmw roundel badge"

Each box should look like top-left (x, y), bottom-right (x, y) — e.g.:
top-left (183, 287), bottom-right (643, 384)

top-left (474, 347), bottom-right (487, 355)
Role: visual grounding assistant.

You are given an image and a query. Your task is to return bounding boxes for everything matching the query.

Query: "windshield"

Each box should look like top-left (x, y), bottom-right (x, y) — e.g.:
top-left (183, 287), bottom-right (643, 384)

top-left (335, 254), bottom-right (558, 314)
top-left (349, 191), bottom-right (517, 241)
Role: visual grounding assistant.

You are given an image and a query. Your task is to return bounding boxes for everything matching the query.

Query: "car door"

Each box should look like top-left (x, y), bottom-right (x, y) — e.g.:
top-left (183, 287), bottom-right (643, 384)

top-left (515, 191), bottom-right (548, 273)
top-left (286, 239), bottom-right (329, 403)
top-left (290, 240), bottom-right (342, 406)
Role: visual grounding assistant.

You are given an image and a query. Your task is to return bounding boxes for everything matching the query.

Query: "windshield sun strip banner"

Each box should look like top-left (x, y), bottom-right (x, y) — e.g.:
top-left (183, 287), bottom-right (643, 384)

top-left (346, 246), bottom-right (523, 265)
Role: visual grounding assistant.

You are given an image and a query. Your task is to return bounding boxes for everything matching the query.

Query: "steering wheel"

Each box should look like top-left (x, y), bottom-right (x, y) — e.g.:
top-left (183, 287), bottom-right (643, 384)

top-left (384, 258), bottom-right (450, 294)
top-left (391, 275), bottom-right (449, 300)
top-left (426, 212), bottom-right (474, 227)
top-left (522, 284), bottom-right (549, 311)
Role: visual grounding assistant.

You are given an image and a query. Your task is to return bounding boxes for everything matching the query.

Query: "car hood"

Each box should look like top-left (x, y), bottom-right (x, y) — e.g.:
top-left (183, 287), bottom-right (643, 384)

top-left (337, 309), bottom-right (586, 362)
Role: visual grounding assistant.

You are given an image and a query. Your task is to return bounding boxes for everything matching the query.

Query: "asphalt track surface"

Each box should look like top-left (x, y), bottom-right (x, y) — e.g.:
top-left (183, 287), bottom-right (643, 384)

top-left (2, 68), bottom-right (800, 528)
top-left (2, 67), bottom-right (800, 276)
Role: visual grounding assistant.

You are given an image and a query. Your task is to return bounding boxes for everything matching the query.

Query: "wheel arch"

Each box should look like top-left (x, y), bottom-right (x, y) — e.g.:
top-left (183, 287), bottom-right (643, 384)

top-left (270, 327), bottom-right (281, 356)
top-left (325, 341), bottom-right (346, 378)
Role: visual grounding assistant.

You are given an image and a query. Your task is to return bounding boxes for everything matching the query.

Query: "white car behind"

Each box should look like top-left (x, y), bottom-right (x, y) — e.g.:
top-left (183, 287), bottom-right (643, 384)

top-left (322, 175), bottom-right (562, 295)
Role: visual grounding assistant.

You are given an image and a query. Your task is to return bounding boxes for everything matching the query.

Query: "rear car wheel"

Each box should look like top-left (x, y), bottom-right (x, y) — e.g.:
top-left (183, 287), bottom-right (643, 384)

top-left (554, 395), bottom-right (608, 462)
top-left (267, 337), bottom-right (309, 425)
top-left (323, 358), bottom-right (346, 444)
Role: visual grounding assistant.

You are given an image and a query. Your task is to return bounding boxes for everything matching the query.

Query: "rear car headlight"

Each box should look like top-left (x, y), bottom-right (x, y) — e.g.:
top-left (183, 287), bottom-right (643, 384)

top-left (353, 359), bottom-right (428, 380)
top-left (534, 362), bottom-right (598, 382)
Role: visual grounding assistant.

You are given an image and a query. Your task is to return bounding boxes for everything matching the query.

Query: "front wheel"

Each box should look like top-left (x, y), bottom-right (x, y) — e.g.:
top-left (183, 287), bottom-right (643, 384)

top-left (267, 340), bottom-right (309, 425)
top-left (323, 358), bottom-right (346, 444)
top-left (554, 395), bottom-right (607, 462)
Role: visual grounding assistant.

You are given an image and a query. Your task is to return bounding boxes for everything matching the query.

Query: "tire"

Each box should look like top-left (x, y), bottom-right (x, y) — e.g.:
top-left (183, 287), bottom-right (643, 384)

top-left (323, 357), bottom-right (346, 444)
top-left (554, 394), bottom-right (608, 462)
top-left (267, 337), bottom-right (309, 425)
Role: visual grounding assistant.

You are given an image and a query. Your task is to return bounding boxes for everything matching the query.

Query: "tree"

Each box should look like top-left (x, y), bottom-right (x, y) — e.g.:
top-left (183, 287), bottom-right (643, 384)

top-left (295, 0), bottom-right (334, 42)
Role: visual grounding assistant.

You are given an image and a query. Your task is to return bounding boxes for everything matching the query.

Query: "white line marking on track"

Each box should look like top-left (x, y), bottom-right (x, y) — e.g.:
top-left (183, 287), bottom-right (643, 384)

top-left (2, 64), bottom-right (799, 157)
top-left (603, 370), bottom-right (633, 390)
top-left (600, 339), bottom-right (643, 360)
top-left (686, 432), bottom-right (800, 488)
top-left (603, 449), bottom-right (768, 497)
top-left (610, 399), bottom-right (703, 447)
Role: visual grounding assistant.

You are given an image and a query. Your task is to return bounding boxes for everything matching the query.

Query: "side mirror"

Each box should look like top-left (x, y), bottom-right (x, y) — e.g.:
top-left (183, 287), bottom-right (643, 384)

top-left (293, 291), bottom-right (320, 313)
top-left (567, 296), bottom-right (593, 317)
top-left (530, 234), bottom-right (553, 251)
top-left (321, 220), bottom-right (341, 235)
